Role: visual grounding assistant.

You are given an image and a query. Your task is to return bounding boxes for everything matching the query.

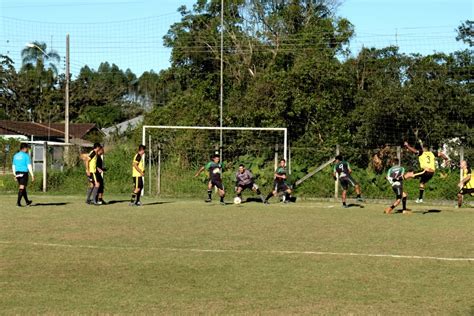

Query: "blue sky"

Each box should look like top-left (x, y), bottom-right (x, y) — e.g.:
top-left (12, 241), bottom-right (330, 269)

top-left (1, 0), bottom-right (471, 76)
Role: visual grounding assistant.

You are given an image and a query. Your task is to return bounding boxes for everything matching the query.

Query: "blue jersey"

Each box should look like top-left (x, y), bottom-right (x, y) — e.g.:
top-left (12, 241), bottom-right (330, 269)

top-left (12, 151), bottom-right (31, 172)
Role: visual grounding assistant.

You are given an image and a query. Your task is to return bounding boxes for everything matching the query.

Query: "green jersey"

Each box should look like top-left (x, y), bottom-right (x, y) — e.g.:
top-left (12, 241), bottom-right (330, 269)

top-left (275, 166), bottom-right (287, 183)
top-left (205, 161), bottom-right (222, 181)
top-left (333, 160), bottom-right (351, 178)
top-left (387, 166), bottom-right (405, 186)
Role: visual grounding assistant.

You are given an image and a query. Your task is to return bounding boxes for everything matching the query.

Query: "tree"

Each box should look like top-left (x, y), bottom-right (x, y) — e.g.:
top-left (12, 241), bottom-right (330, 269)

top-left (456, 20), bottom-right (473, 47)
top-left (21, 41), bottom-right (61, 76)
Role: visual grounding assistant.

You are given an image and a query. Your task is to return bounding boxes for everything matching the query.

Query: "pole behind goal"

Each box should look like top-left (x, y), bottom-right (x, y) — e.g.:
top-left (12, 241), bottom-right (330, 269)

top-left (141, 125), bottom-right (288, 196)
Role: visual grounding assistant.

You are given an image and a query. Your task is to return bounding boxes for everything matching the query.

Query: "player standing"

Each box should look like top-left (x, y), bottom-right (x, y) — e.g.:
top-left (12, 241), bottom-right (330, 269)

top-left (333, 155), bottom-right (363, 208)
top-left (264, 159), bottom-right (293, 204)
top-left (195, 153), bottom-right (225, 205)
top-left (85, 143), bottom-right (102, 205)
top-left (12, 143), bottom-right (35, 207)
top-left (130, 145), bottom-right (146, 206)
top-left (457, 160), bottom-right (473, 208)
top-left (385, 158), bottom-right (410, 214)
top-left (96, 146), bottom-right (106, 204)
top-left (235, 164), bottom-right (265, 203)
top-left (404, 142), bottom-right (448, 203)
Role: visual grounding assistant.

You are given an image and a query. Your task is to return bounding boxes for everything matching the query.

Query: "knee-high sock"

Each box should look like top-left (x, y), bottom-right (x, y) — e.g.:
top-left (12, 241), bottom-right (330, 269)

top-left (402, 196), bottom-right (407, 210)
top-left (91, 187), bottom-right (99, 203)
top-left (419, 189), bottom-right (424, 200)
top-left (22, 188), bottom-right (29, 203)
top-left (207, 190), bottom-right (212, 200)
top-left (135, 190), bottom-right (141, 204)
top-left (86, 187), bottom-right (93, 202)
top-left (131, 193), bottom-right (136, 203)
top-left (17, 188), bottom-right (24, 205)
top-left (265, 192), bottom-right (273, 201)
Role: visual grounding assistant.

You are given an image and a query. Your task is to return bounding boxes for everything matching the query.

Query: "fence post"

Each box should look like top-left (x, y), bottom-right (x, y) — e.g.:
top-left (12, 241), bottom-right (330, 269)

top-left (288, 145), bottom-right (291, 175)
top-left (157, 144), bottom-right (161, 195)
top-left (397, 146), bottom-right (401, 163)
top-left (148, 134), bottom-right (152, 195)
top-left (459, 146), bottom-right (464, 181)
top-left (42, 141), bottom-right (47, 193)
top-left (334, 144), bottom-right (340, 200)
top-left (274, 143), bottom-right (279, 171)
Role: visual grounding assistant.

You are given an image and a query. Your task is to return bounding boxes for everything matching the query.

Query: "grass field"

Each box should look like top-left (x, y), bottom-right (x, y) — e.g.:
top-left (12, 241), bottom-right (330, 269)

top-left (1, 194), bottom-right (473, 314)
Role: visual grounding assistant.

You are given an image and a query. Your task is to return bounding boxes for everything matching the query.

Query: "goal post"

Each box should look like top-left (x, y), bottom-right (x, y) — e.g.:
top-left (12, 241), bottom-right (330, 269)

top-left (141, 125), bottom-right (288, 196)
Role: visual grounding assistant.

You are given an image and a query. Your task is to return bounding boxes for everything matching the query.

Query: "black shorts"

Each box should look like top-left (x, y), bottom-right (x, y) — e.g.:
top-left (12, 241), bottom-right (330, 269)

top-left (413, 170), bottom-right (434, 184)
top-left (210, 179), bottom-right (224, 190)
top-left (96, 172), bottom-right (104, 193)
top-left (459, 187), bottom-right (474, 196)
top-left (274, 181), bottom-right (289, 192)
top-left (238, 183), bottom-right (257, 191)
top-left (15, 172), bottom-right (29, 186)
top-left (392, 183), bottom-right (404, 199)
top-left (88, 173), bottom-right (99, 184)
top-left (339, 176), bottom-right (357, 190)
top-left (133, 176), bottom-right (144, 190)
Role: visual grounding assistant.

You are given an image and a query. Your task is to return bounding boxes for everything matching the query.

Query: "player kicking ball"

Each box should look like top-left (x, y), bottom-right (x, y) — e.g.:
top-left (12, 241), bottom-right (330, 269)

top-left (457, 160), bottom-right (473, 208)
top-left (234, 164), bottom-right (265, 203)
top-left (264, 159), bottom-right (294, 204)
top-left (333, 155), bottom-right (363, 208)
top-left (195, 154), bottom-right (225, 205)
top-left (385, 158), bottom-right (410, 215)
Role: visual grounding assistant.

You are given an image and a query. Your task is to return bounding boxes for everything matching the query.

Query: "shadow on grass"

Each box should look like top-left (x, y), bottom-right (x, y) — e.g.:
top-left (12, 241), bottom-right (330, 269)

top-left (33, 202), bottom-right (70, 206)
top-left (143, 201), bottom-right (174, 206)
top-left (422, 209), bottom-right (442, 214)
top-left (347, 203), bottom-right (364, 208)
top-left (106, 200), bottom-right (130, 205)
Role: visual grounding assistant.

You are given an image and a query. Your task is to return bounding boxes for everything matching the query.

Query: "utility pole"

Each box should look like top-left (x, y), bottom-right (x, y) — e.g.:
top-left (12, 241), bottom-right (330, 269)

top-left (219, 0), bottom-right (224, 159)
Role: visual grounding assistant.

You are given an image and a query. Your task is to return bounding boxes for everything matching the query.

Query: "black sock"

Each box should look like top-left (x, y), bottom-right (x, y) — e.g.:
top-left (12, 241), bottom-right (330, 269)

top-left (136, 190), bottom-right (141, 204)
top-left (131, 193), bottom-right (136, 203)
top-left (23, 189), bottom-right (29, 203)
top-left (17, 189), bottom-right (23, 205)
top-left (419, 189), bottom-right (424, 200)
top-left (220, 196), bottom-right (224, 203)
top-left (357, 194), bottom-right (361, 198)
top-left (256, 189), bottom-right (261, 195)
top-left (86, 187), bottom-right (93, 202)
top-left (402, 197), bottom-right (407, 210)
top-left (390, 204), bottom-right (395, 210)
top-left (265, 192), bottom-right (273, 201)
top-left (285, 192), bottom-right (290, 201)
top-left (207, 190), bottom-right (212, 200)
top-left (343, 201), bottom-right (346, 206)
top-left (237, 192), bottom-right (242, 198)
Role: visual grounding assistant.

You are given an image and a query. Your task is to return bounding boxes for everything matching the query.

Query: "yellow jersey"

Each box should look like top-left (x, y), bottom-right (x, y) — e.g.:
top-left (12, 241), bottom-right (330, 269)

top-left (132, 153), bottom-right (144, 177)
top-left (419, 151), bottom-right (435, 171)
top-left (463, 169), bottom-right (473, 189)
top-left (87, 150), bottom-right (97, 173)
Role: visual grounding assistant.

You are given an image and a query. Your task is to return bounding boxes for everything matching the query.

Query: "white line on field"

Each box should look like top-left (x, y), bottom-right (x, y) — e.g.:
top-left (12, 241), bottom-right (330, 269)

top-left (1, 240), bottom-right (472, 262)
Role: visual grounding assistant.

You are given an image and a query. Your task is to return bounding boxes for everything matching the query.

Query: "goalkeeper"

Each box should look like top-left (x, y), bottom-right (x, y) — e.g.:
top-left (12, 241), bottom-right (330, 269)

top-left (234, 164), bottom-right (265, 203)
top-left (385, 158), bottom-right (409, 215)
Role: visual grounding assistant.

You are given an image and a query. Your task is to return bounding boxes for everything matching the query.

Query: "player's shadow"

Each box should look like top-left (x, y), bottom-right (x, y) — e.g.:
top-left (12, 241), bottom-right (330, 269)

top-left (33, 202), bottom-right (70, 206)
top-left (243, 197), bottom-right (265, 203)
top-left (143, 201), bottom-right (173, 206)
top-left (347, 203), bottom-right (364, 208)
top-left (422, 209), bottom-right (442, 215)
top-left (106, 200), bottom-right (130, 205)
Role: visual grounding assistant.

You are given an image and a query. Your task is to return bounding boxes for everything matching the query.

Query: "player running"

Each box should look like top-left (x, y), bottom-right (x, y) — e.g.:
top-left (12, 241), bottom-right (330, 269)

top-left (235, 164), bottom-right (265, 203)
top-left (130, 145), bottom-right (146, 206)
top-left (12, 143), bottom-right (35, 207)
top-left (85, 143), bottom-right (102, 205)
top-left (384, 158), bottom-right (410, 215)
top-left (264, 159), bottom-right (293, 204)
top-left (195, 154), bottom-right (225, 205)
top-left (457, 160), bottom-right (473, 208)
top-left (403, 142), bottom-right (448, 203)
top-left (333, 155), bottom-right (363, 208)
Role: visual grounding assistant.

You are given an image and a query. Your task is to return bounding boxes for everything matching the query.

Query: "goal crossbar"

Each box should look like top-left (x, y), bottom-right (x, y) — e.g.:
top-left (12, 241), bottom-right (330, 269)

top-left (142, 125), bottom-right (288, 161)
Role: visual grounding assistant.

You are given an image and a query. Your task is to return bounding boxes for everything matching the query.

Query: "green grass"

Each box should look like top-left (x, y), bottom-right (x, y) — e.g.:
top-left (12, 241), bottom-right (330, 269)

top-left (1, 194), bottom-right (473, 314)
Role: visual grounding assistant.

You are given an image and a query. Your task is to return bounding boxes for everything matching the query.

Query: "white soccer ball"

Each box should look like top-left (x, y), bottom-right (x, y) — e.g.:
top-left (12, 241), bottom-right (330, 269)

top-left (233, 197), bottom-right (242, 205)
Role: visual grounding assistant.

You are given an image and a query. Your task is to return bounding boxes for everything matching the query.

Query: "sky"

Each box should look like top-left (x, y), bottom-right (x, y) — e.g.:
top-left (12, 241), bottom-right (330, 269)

top-left (0, 0), bottom-right (472, 76)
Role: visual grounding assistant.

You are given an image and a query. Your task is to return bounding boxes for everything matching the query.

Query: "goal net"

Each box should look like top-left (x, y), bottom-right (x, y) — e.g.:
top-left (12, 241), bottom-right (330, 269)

top-left (141, 126), bottom-right (288, 197)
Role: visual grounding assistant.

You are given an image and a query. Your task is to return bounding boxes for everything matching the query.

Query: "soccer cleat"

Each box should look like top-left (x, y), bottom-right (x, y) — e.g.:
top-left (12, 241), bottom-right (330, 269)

top-left (415, 198), bottom-right (423, 204)
top-left (220, 201), bottom-right (226, 206)
top-left (25, 200), bottom-right (33, 207)
top-left (357, 197), bottom-right (364, 202)
top-left (343, 204), bottom-right (349, 208)
top-left (16, 204), bottom-right (22, 208)
top-left (264, 200), bottom-right (269, 205)
top-left (402, 210), bottom-right (413, 215)
top-left (86, 200), bottom-right (92, 205)
top-left (284, 199), bottom-right (290, 204)
top-left (384, 207), bottom-right (393, 214)
top-left (95, 201), bottom-right (103, 205)
top-left (205, 198), bottom-right (212, 203)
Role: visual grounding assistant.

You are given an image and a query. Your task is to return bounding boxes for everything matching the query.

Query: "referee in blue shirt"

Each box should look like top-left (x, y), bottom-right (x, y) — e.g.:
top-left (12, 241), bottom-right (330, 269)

top-left (12, 143), bottom-right (35, 207)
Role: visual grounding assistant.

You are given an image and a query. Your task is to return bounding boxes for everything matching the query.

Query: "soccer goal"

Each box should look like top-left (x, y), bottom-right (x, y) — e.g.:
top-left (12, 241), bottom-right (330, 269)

top-left (141, 125), bottom-right (288, 196)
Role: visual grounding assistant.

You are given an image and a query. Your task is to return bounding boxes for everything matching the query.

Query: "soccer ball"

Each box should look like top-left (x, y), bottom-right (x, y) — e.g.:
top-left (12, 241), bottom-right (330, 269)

top-left (233, 197), bottom-right (242, 205)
